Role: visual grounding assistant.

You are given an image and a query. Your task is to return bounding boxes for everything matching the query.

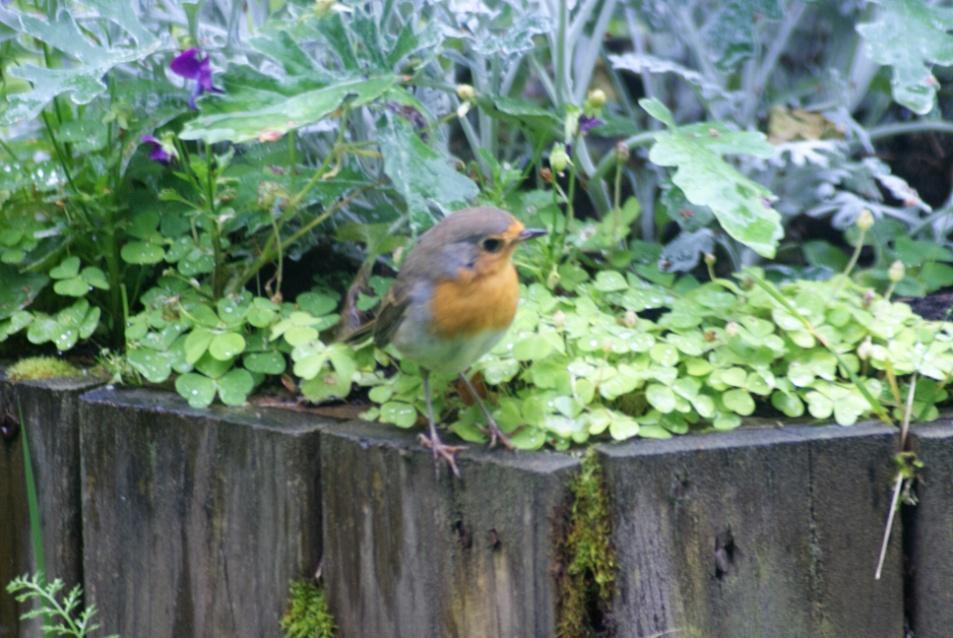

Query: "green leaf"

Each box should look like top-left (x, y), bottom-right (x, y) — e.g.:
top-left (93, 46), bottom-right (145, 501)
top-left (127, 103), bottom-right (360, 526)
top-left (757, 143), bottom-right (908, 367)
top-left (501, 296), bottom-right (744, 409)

top-left (513, 335), bottom-right (554, 361)
top-left (49, 256), bottom-right (80, 279)
top-left (243, 351), bottom-right (286, 375)
top-left (180, 75), bottom-right (398, 144)
top-left (53, 276), bottom-right (88, 297)
top-left (646, 383), bottom-right (676, 413)
top-left (0, 4), bottom-right (165, 127)
top-left (185, 328), bottom-right (215, 364)
top-left (593, 270), bottom-right (628, 292)
top-left (857, 0), bottom-right (953, 115)
top-left (175, 373), bottom-right (217, 408)
top-left (802, 241), bottom-right (849, 271)
top-left (608, 414), bottom-right (640, 441)
top-left (121, 241), bottom-right (165, 265)
top-left (380, 401), bottom-right (418, 428)
top-left (209, 332), bottom-right (246, 361)
top-left (127, 348), bottom-right (173, 383)
top-left (722, 389), bottom-right (755, 415)
top-left (81, 267), bottom-right (109, 290)
top-left (217, 368), bottom-right (255, 406)
top-left (297, 291), bottom-right (338, 317)
top-left (642, 99), bottom-right (782, 258)
top-left (637, 97), bottom-right (676, 127)
top-left (380, 118), bottom-right (479, 230)
top-left (705, 0), bottom-right (782, 70)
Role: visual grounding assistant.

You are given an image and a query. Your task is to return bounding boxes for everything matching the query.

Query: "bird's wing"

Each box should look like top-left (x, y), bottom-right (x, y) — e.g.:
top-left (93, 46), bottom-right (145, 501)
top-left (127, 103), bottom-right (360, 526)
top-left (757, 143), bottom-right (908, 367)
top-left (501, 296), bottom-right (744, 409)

top-left (371, 283), bottom-right (411, 348)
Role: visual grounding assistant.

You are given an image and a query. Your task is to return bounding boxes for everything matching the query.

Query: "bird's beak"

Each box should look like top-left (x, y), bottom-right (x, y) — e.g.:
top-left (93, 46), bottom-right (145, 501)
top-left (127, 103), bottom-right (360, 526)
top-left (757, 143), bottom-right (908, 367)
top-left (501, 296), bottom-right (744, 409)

top-left (517, 228), bottom-right (548, 241)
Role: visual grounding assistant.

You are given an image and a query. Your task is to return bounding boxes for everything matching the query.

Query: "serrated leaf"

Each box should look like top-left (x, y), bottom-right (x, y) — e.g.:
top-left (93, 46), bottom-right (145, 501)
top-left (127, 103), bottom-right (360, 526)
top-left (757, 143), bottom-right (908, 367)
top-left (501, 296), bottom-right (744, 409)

top-left (857, 0), bottom-right (953, 115)
top-left (0, 5), bottom-right (165, 127)
top-left (380, 118), bottom-right (478, 230)
top-left (180, 75), bottom-right (398, 144)
top-left (642, 99), bottom-right (782, 258)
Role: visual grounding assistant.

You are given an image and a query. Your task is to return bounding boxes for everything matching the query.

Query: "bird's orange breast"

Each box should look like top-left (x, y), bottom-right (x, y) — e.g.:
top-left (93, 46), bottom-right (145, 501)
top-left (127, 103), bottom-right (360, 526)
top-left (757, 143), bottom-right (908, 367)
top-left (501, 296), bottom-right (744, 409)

top-left (430, 263), bottom-right (519, 338)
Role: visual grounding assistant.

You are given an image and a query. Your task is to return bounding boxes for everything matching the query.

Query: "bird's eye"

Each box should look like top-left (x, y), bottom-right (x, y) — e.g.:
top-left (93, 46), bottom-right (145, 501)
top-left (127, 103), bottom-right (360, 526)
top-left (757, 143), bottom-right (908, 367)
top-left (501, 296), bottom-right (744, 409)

top-left (481, 238), bottom-right (503, 253)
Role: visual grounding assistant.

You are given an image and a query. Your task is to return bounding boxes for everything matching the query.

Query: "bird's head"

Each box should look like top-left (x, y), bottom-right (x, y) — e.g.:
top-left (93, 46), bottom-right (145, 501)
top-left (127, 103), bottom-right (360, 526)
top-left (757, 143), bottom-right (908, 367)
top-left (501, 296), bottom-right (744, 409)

top-left (422, 207), bottom-right (546, 279)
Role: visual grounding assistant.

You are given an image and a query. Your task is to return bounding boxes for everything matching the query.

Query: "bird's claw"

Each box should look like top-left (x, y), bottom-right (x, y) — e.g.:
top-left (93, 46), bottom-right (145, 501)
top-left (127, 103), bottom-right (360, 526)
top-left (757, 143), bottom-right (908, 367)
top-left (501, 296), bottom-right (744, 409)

top-left (419, 433), bottom-right (466, 477)
top-left (482, 420), bottom-right (514, 450)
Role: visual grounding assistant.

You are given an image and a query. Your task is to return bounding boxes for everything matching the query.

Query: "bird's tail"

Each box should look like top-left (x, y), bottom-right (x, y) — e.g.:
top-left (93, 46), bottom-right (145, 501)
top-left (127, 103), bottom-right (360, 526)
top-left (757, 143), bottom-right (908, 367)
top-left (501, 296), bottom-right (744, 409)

top-left (336, 259), bottom-right (376, 344)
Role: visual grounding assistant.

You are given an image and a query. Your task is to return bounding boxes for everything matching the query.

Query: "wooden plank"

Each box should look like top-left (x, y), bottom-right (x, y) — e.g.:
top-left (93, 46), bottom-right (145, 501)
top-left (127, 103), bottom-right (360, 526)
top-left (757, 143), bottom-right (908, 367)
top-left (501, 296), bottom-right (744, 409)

top-left (599, 423), bottom-right (903, 638)
top-left (908, 420), bottom-right (953, 638)
top-left (78, 388), bottom-right (325, 638)
top-left (319, 420), bottom-right (579, 638)
top-left (0, 376), bottom-right (103, 638)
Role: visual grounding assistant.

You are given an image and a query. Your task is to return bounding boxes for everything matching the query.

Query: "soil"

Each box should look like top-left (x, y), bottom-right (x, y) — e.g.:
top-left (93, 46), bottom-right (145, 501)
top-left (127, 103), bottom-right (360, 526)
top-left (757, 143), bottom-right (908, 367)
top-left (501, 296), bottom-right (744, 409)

top-left (903, 291), bottom-right (953, 321)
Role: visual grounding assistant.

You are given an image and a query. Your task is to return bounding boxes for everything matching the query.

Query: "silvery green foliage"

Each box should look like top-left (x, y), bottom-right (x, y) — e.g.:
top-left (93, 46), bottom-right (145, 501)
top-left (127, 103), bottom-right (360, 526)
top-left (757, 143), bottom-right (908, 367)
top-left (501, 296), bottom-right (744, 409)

top-left (614, 0), bottom-right (952, 271)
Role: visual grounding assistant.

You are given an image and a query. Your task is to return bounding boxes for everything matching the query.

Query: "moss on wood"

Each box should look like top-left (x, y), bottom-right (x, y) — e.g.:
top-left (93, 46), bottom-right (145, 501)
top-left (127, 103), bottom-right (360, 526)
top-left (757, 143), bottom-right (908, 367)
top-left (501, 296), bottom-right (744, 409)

top-left (281, 579), bottom-right (336, 638)
top-left (555, 448), bottom-right (617, 637)
top-left (6, 357), bottom-right (80, 382)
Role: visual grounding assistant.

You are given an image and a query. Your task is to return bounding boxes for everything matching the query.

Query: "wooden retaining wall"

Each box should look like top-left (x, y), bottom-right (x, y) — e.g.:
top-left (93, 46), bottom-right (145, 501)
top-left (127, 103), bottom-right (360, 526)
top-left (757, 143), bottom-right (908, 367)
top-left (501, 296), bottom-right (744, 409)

top-left (1, 380), bottom-right (950, 637)
top-left (0, 376), bottom-right (103, 638)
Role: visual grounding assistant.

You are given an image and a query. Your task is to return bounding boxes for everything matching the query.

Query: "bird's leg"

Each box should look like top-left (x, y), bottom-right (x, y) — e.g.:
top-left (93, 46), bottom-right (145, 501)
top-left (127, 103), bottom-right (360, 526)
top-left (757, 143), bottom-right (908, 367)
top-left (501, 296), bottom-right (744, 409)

top-left (418, 369), bottom-right (466, 477)
top-left (459, 372), bottom-right (513, 450)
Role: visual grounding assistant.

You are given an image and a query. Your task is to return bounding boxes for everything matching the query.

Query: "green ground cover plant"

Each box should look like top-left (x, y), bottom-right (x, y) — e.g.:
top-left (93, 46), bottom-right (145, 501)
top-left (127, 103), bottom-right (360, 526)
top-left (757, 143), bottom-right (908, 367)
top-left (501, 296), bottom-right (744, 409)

top-left (0, 0), bottom-right (951, 448)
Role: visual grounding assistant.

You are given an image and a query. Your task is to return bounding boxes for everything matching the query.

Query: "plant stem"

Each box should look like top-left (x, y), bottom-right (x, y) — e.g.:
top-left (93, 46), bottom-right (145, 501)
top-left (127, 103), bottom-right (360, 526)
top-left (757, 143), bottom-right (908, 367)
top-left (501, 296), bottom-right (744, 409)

top-left (204, 144), bottom-right (225, 299)
top-left (612, 157), bottom-right (623, 212)
top-left (553, 0), bottom-right (571, 104)
top-left (230, 185), bottom-right (373, 293)
top-left (18, 397), bottom-right (53, 637)
top-left (591, 132), bottom-right (655, 182)
top-left (875, 373), bottom-right (918, 580)
top-left (867, 120), bottom-right (953, 142)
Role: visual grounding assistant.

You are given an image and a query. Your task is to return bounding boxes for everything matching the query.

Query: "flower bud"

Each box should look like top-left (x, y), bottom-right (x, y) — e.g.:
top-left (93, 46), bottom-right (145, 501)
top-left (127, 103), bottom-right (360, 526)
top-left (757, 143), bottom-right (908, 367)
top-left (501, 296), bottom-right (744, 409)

top-left (863, 289), bottom-right (875, 308)
top-left (856, 209), bottom-right (874, 232)
top-left (889, 260), bottom-right (905, 283)
top-left (585, 88), bottom-right (607, 110)
top-left (704, 253), bottom-right (716, 267)
top-left (614, 141), bottom-right (630, 163)
top-left (857, 337), bottom-right (873, 361)
top-left (725, 321), bottom-right (740, 337)
top-left (553, 310), bottom-right (567, 329)
top-left (549, 143), bottom-right (572, 174)
top-left (456, 83), bottom-right (476, 102)
top-left (622, 310), bottom-right (637, 327)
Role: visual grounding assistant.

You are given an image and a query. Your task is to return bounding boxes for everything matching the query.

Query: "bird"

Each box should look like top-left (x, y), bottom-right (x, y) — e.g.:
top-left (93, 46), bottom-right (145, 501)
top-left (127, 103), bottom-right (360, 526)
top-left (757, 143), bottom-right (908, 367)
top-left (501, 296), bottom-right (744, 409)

top-left (343, 206), bottom-right (546, 476)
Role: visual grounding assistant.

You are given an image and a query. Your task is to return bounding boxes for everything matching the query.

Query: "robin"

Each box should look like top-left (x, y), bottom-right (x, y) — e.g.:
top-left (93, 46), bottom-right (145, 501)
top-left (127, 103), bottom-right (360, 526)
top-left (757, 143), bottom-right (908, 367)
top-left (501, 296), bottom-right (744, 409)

top-left (345, 206), bottom-right (546, 476)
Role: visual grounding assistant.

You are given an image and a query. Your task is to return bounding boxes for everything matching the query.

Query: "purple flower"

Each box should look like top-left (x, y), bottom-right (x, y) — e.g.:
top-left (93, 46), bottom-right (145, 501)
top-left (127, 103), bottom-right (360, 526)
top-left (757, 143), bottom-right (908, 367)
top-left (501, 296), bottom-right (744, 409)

top-left (141, 135), bottom-right (175, 165)
top-left (170, 48), bottom-right (223, 110)
top-left (579, 115), bottom-right (603, 135)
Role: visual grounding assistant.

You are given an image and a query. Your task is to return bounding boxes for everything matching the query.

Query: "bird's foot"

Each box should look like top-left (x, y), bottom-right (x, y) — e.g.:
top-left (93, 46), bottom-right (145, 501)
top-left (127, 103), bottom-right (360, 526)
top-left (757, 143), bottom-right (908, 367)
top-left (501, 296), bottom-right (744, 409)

top-left (419, 433), bottom-right (467, 477)
top-left (482, 418), bottom-right (514, 450)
